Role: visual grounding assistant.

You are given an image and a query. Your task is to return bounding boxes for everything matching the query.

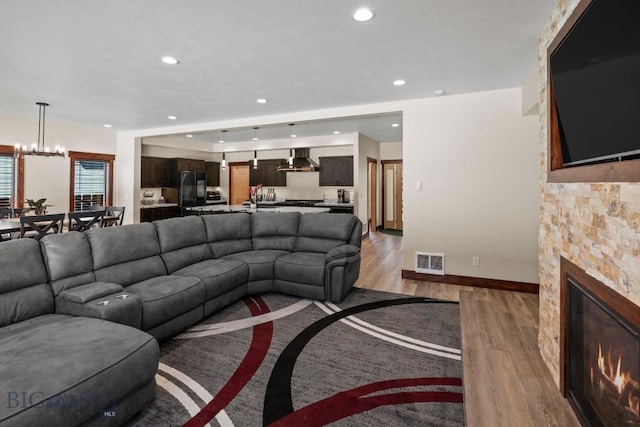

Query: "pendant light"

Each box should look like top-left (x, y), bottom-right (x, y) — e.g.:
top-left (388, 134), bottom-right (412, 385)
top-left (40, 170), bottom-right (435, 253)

top-left (288, 124), bottom-right (295, 167)
top-left (15, 102), bottom-right (65, 158)
top-left (220, 130), bottom-right (227, 170)
top-left (252, 127), bottom-right (259, 169)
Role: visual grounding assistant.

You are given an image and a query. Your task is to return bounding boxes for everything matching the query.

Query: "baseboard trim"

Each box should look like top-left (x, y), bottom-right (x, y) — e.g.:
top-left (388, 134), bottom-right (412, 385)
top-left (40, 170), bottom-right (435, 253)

top-left (401, 270), bottom-right (539, 294)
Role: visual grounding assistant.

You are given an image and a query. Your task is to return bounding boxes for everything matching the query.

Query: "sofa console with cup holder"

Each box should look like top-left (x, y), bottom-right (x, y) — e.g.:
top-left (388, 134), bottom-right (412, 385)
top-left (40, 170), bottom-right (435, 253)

top-left (0, 212), bottom-right (361, 426)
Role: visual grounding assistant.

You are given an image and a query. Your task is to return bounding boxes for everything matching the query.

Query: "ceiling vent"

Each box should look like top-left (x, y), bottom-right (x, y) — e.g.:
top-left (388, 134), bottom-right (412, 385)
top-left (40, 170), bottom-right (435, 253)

top-left (277, 148), bottom-right (319, 172)
top-left (415, 252), bottom-right (445, 275)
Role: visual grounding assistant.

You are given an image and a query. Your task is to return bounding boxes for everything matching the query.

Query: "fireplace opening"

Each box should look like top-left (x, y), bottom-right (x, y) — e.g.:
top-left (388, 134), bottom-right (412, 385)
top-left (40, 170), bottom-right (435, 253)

top-left (561, 257), bottom-right (640, 427)
top-left (567, 276), bottom-right (640, 426)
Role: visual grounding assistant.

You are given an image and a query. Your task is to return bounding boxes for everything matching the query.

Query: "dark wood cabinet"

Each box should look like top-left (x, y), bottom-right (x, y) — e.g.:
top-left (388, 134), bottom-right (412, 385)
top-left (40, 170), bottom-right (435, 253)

top-left (319, 156), bottom-right (354, 186)
top-left (141, 157), bottom-right (169, 187)
top-left (205, 162), bottom-right (220, 186)
top-left (167, 158), bottom-right (206, 187)
top-left (140, 206), bottom-right (178, 223)
top-left (329, 205), bottom-right (354, 214)
top-left (249, 159), bottom-right (287, 186)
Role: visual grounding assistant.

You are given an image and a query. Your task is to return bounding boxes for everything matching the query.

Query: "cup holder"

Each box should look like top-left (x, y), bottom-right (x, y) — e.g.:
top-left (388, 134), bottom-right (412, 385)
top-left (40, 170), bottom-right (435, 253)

top-left (96, 300), bottom-right (112, 306)
top-left (115, 294), bottom-right (130, 300)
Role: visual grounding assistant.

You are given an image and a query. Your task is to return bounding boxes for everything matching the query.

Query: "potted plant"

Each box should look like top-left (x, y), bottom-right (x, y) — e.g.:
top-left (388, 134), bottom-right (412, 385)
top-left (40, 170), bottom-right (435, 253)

top-left (25, 198), bottom-right (50, 215)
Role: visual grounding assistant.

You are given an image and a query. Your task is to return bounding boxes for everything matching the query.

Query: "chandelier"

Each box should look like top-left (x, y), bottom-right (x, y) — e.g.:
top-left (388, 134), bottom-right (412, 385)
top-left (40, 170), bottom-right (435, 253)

top-left (14, 102), bottom-right (65, 158)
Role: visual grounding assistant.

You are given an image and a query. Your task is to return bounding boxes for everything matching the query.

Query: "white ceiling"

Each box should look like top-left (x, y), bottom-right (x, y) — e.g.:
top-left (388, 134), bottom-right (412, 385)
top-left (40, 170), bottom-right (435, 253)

top-left (0, 0), bottom-right (555, 143)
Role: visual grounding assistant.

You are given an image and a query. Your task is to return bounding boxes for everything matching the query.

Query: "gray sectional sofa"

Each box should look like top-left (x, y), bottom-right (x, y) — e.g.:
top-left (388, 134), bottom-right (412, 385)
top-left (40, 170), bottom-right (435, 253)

top-left (0, 212), bottom-right (361, 426)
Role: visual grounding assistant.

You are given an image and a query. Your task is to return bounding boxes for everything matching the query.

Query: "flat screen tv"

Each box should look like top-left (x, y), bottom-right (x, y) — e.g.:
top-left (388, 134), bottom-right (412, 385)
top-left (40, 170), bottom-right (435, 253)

top-left (550, 0), bottom-right (640, 167)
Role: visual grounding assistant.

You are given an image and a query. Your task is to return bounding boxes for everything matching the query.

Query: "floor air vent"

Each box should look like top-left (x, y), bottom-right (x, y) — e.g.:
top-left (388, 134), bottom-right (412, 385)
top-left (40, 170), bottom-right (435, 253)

top-left (415, 252), bottom-right (445, 275)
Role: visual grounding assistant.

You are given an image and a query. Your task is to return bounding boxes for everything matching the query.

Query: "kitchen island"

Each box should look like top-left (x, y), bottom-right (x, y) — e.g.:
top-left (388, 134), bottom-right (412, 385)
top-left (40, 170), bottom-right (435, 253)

top-left (257, 199), bottom-right (354, 214)
top-left (186, 205), bottom-right (330, 214)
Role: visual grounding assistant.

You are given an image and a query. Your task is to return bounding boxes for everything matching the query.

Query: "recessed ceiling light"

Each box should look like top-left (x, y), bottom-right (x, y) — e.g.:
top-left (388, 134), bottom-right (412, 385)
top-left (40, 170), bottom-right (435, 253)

top-left (161, 56), bottom-right (180, 65)
top-left (252, 137), bottom-right (258, 141)
top-left (291, 134), bottom-right (297, 138)
top-left (103, 124), bottom-right (112, 128)
top-left (391, 123), bottom-right (400, 127)
top-left (434, 89), bottom-right (446, 96)
top-left (256, 98), bottom-right (268, 104)
top-left (186, 134), bottom-right (193, 138)
top-left (333, 131), bottom-right (340, 134)
top-left (218, 139), bottom-right (224, 143)
top-left (353, 8), bottom-right (375, 22)
top-left (393, 80), bottom-right (406, 86)
top-left (168, 115), bottom-right (177, 120)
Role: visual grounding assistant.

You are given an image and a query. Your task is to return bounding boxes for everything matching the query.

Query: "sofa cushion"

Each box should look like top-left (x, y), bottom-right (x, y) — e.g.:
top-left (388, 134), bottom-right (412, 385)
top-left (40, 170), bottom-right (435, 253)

top-left (295, 213), bottom-right (359, 253)
top-left (154, 216), bottom-right (213, 273)
top-left (222, 250), bottom-right (288, 282)
top-left (274, 252), bottom-right (326, 287)
top-left (202, 213), bottom-right (253, 258)
top-left (251, 212), bottom-right (300, 251)
top-left (125, 275), bottom-right (205, 331)
top-left (0, 239), bottom-right (52, 327)
top-left (40, 231), bottom-right (95, 295)
top-left (0, 314), bottom-right (158, 426)
top-left (93, 257), bottom-right (169, 287)
top-left (173, 259), bottom-right (249, 300)
top-left (87, 223), bottom-right (168, 285)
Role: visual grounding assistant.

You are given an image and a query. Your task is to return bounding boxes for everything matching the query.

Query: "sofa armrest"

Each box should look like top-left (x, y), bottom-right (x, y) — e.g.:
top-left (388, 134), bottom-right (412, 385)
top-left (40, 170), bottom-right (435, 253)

top-left (325, 244), bottom-right (360, 263)
top-left (56, 282), bottom-right (142, 328)
top-left (57, 282), bottom-right (124, 304)
top-left (324, 245), bottom-right (361, 303)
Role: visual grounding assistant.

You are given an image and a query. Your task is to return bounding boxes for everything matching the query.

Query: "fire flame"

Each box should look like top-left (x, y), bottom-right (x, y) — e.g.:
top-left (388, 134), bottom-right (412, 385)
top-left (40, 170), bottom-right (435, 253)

top-left (594, 342), bottom-right (639, 416)
top-left (614, 356), bottom-right (624, 394)
top-left (598, 344), bottom-right (605, 374)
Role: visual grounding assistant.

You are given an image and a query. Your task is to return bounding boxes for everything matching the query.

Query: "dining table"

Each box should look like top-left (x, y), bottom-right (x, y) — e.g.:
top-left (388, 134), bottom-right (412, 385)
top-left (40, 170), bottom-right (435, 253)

top-left (0, 219), bottom-right (21, 234)
top-left (0, 214), bottom-right (119, 237)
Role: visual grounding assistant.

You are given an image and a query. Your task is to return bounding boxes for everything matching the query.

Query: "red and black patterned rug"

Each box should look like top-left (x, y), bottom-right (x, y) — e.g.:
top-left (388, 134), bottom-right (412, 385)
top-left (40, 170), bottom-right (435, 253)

top-left (127, 288), bottom-right (465, 426)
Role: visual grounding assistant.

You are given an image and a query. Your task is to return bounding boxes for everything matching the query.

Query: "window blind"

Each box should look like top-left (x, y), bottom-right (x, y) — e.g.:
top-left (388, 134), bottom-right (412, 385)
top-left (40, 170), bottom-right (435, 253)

top-left (74, 160), bottom-right (109, 211)
top-left (0, 155), bottom-right (14, 202)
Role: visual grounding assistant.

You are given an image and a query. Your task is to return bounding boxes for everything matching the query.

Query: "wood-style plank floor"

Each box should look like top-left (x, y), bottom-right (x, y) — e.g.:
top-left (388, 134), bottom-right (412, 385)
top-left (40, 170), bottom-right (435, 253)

top-left (355, 231), bottom-right (580, 427)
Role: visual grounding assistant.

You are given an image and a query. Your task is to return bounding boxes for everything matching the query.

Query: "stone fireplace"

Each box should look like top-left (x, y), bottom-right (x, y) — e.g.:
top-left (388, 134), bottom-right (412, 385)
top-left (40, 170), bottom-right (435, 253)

top-left (538, 0), bottom-right (640, 395)
top-left (561, 257), bottom-right (640, 426)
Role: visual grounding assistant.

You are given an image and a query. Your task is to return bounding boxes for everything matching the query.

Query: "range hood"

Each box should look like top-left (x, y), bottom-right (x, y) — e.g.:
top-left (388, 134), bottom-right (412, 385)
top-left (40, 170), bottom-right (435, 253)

top-left (277, 148), bottom-right (319, 172)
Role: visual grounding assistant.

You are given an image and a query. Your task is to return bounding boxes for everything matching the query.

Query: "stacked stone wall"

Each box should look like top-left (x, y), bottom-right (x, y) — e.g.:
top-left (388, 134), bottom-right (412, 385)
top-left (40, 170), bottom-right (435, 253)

top-left (538, 0), bottom-right (640, 385)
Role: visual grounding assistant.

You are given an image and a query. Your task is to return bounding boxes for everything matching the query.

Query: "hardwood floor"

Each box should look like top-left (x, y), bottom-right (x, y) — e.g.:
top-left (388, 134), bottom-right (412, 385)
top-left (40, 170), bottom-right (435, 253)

top-left (355, 231), bottom-right (580, 427)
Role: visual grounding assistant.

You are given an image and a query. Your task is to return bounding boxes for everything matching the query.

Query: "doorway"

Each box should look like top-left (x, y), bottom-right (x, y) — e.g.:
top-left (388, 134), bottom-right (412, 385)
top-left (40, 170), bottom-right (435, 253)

top-left (367, 157), bottom-right (377, 233)
top-left (382, 160), bottom-right (403, 230)
top-left (229, 163), bottom-right (249, 205)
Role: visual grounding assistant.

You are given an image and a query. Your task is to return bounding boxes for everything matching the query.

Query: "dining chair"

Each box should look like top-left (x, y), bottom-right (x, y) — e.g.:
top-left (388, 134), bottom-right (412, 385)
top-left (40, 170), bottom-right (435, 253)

top-left (103, 206), bottom-right (125, 226)
top-left (68, 210), bottom-right (105, 232)
top-left (19, 213), bottom-right (65, 241)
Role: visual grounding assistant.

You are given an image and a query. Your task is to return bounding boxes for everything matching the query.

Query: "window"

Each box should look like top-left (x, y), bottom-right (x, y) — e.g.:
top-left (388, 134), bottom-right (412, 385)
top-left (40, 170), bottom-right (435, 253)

top-left (0, 145), bottom-right (24, 208)
top-left (69, 151), bottom-right (115, 212)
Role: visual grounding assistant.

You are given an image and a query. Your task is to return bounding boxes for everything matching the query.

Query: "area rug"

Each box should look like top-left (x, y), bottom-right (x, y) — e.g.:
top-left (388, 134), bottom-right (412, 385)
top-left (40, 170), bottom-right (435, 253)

top-left (126, 289), bottom-right (464, 426)
top-left (379, 229), bottom-right (403, 236)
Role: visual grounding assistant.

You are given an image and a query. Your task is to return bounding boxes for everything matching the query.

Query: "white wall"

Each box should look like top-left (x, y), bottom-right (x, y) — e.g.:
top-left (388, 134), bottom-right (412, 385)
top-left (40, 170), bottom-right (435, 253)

top-left (522, 66), bottom-right (540, 116)
top-left (141, 144), bottom-right (220, 162)
top-left (402, 88), bottom-right (540, 283)
top-left (356, 134), bottom-right (380, 227)
top-left (380, 141), bottom-right (403, 160)
top-left (0, 114), bottom-right (116, 214)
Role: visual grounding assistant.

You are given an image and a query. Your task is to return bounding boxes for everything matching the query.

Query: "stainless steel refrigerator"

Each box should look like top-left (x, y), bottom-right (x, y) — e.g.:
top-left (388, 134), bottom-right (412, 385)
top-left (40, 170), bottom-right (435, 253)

top-left (178, 171), bottom-right (207, 211)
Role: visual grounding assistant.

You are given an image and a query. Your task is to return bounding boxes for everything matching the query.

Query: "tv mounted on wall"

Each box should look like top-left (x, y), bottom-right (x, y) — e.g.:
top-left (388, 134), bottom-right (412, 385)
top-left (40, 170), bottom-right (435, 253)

top-left (548, 0), bottom-right (640, 182)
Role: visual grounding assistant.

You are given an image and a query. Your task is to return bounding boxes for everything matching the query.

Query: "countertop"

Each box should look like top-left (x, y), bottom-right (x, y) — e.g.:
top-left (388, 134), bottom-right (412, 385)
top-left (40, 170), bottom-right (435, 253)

top-left (205, 198), bottom-right (227, 205)
top-left (140, 203), bottom-right (178, 209)
top-left (313, 201), bottom-right (354, 207)
top-left (256, 200), bottom-right (354, 208)
top-left (140, 198), bottom-right (228, 209)
top-left (187, 205), bottom-right (330, 214)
